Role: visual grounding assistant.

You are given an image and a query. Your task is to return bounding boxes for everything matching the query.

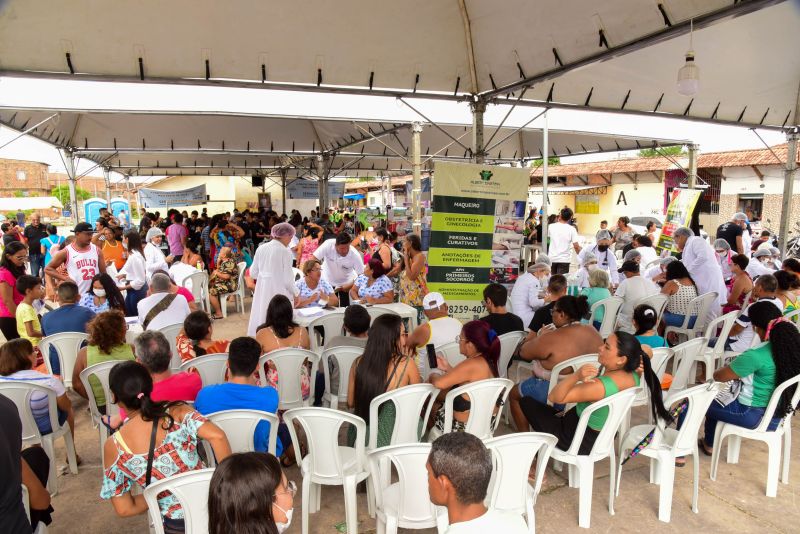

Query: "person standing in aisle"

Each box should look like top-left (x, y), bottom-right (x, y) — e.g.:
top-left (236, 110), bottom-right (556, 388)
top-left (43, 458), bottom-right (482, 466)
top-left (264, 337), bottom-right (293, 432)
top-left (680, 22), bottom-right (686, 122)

top-left (247, 223), bottom-right (298, 337)
top-left (23, 215), bottom-right (48, 278)
top-left (45, 222), bottom-right (106, 296)
top-left (547, 207), bottom-right (580, 275)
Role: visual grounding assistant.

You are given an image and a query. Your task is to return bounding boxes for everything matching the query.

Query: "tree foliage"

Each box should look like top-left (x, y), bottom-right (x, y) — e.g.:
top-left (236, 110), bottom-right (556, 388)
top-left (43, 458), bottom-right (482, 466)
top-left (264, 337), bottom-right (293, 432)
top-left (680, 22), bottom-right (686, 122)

top-left (51, 185), bottom-right (92, 205)
top-left (638, 146), bottom-right (686, 158)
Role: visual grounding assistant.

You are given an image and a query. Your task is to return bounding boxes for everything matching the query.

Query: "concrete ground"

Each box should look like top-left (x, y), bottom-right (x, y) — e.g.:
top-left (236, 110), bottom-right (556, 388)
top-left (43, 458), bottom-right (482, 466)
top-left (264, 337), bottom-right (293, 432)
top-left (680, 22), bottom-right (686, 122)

top-left (46, 300), bottom-right (800, 533)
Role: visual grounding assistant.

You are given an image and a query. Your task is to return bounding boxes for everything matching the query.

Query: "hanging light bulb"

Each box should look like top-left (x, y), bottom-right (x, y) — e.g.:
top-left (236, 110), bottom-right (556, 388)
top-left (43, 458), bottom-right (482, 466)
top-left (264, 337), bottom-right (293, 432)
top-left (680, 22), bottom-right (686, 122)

top-left (677, 19), bottom-right (699, 96)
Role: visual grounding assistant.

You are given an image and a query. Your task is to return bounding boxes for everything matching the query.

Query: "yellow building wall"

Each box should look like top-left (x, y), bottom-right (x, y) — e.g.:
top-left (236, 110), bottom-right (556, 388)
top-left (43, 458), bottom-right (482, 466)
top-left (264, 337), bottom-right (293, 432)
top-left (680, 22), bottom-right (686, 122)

top-left (575, 182), bottom-right (665, 234)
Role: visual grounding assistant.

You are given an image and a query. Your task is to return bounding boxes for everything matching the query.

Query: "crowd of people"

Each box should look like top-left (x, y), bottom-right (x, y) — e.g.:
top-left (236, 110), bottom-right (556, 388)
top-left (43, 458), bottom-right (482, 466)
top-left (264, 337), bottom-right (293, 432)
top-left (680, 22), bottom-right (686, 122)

top-left (1, 203), bottom-right (799, 534)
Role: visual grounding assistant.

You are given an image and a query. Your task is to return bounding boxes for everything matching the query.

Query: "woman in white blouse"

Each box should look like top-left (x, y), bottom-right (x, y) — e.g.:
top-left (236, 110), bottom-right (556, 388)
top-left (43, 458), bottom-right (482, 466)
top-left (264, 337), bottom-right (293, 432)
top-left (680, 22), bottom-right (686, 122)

top-left (144, 227), bottom-right (174, 280)
top-left (117, 230), bottom-right (148, 315)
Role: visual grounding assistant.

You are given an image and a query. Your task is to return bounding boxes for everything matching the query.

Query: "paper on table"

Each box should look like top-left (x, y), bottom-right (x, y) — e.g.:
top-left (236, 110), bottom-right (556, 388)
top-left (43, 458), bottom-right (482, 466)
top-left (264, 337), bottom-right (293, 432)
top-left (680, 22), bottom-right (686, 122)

top-left (296, 306), bottom-right (324, 317)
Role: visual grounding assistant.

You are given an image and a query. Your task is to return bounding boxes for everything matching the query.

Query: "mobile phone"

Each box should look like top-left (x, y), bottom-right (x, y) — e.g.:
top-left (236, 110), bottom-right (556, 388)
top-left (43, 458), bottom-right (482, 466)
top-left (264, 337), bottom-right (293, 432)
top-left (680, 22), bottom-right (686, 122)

top-left (426, 344), bottom-right (438, 370)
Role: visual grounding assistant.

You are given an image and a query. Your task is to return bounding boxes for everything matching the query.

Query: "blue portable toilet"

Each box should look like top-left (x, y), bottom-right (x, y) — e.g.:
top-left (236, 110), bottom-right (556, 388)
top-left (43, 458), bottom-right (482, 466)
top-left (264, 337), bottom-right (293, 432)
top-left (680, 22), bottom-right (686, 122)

top-left (109, 197), bottom-right (130, 218)
top-left (83, 198), bottom-right (107, 225)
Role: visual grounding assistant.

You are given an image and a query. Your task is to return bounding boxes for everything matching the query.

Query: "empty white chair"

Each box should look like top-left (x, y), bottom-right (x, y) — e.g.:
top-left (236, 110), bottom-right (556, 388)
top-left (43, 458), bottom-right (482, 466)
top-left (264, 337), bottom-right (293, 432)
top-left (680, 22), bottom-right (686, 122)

top-left (219, 261), bottom-right (247, 317)
top-left (368, 383), bottom-right (438, 450)
top-left (79, 360), bottom-right (125, 465)
top-left (258, 348), bottom-right (320, 410)
top-left (484, 432), bottom-right (558, 534)
top-left (307, 312), bottom-right (346, 353)
top-left (634, 293), bottom-right (669, 326)
top-left (436, 341), bottom-right (466, 369)
top-left (711, 373), bottom-right (800, 497)
top-left (321, 346), bottom-right (364, 409)
top-left (202, 409), bottom-right (279, 465)
top-left (691, 311), bottom-right (739, 381)
top-left (432, 378), bottom-right (513, 441)
top-left (497, 331), bottom-right (526, 379)
top-left (368, 443), bottom-right (443, 534)
top-left (154, 323), bottom-right (184, 371)
top-left (550, 387), bottom-right (638, 528)
top-left (666, 337), bottom-right (708, 395)
top-left (143, 468), bottom-right (214, 534)
top-left (40, 332), bottom-right (88, 389)
top-left (0, 382), bottom-right (78, 495)
top-left (182, 271), bottom-right (210, 313)
top-left (178, 353), bottom-right (228, 387)
top-left (664, 292), bottom-right (718, 343)
top-left (283, 407), bottom-right (372, 534)
top-left (590, 296), bottom-right (624, 338)
top-left (616, 382), bottom-right (721, 522)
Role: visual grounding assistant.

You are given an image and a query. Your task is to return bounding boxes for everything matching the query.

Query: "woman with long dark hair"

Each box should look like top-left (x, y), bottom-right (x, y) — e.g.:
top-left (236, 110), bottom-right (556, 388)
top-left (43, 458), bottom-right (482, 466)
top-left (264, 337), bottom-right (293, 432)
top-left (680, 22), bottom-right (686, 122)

top-left (0, 241), bottom-right (28, 340)
top-left (700, 301), bottom-right (800, 454)
top-left (347, 314), bottom-right (421, 447)
top-left (79, 273), bottom-right (126, 313)
top-left (660, 260), bottom-right (699, 332)
top-left (520, 331), bottom-right (669, 454)
top-left (118, 230), bottom-right (148, 315)
top-left (175, 310), bottom-right (230, 363)
top-left (208, 452), bottom-right (295, 534)
top-left (100, 361), bottom-right (230, 531)
top-left (256, 294), bottom-right (311, 400)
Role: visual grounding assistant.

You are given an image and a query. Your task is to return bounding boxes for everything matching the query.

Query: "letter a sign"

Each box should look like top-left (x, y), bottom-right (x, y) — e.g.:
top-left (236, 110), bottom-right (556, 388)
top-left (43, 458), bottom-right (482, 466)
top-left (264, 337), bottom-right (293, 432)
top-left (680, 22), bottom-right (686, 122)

top-left (616, 191), bottom-right (627, 206)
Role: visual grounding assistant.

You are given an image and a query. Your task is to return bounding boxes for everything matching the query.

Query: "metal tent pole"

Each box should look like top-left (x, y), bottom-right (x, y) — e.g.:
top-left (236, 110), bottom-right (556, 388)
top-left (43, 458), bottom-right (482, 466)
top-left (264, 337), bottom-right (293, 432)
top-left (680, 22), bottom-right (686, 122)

top-left (411, 122), bottom-right (423, 235)
top-left (779, 130), bottom-right (799, 257)
top-left (316, 155), bottom-right (330, 212)
top-left (541, 111), bottom-right (549, 249)
top-left (471, 98), bottom-right (487, 163)
top-left (61, 148), bottom-right (80, 224)
top-left (103, 166), bottom-right (112, 207)
top-left (280, 168), bottom-right (288, 215)
top-left (687, 144), bottom-right (699, 189)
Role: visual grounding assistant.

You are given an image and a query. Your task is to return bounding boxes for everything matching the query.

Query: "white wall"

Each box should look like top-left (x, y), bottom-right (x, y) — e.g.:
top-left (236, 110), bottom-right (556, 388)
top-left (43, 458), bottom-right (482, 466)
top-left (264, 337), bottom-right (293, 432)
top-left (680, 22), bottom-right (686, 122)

top-left (720, 165), bottom-right (787, 195)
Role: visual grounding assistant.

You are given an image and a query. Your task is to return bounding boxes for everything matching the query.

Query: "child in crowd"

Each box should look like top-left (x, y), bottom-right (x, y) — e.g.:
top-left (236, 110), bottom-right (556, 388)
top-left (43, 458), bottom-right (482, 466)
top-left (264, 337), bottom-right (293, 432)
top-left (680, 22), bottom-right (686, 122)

top-left (16, 275), bottom-right (44, 365)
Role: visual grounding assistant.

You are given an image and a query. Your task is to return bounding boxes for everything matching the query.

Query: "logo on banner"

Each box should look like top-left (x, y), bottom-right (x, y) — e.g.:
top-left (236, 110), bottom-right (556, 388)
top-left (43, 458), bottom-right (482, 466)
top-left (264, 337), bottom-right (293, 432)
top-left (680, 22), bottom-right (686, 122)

top-left (479, 170), bottom-right (493, 181)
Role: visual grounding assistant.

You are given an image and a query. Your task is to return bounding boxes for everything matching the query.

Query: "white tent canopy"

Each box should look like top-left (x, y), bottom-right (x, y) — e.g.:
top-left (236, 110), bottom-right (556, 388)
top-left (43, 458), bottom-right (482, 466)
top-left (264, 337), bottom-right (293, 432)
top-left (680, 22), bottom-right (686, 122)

top-left (0, 107), bottom-right (688, 177)
top-left (0, 0), bottom-right (796, 128)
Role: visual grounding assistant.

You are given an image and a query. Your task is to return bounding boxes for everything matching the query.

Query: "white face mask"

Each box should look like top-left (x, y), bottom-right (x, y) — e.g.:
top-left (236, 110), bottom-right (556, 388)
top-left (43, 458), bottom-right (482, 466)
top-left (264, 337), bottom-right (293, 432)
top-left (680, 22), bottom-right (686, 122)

top-left (586, 263), bottom-right (598, 272)
top-left (94, 289), bottom-right (106, 297)
top-left (274, 504), bottom-right (293, 533)
top-left (760, 258), bottom-right (772, 265)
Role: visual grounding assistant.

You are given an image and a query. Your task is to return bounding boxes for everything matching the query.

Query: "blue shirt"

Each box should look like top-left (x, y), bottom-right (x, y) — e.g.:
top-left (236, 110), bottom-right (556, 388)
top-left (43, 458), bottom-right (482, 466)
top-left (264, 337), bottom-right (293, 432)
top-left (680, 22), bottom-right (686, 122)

top-left (194, 382), bottom-right (282, 456)
top-left (40, 303), bottom-right (96, 375)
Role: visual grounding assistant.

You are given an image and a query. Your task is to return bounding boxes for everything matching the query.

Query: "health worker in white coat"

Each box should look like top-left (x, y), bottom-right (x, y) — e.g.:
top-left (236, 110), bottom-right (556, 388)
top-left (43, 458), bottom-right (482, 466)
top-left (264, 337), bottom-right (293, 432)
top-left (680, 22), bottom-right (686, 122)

top-left (247, 222), bottom-right (298, 336)
top-left (673, 226), bottom-right (727, 319)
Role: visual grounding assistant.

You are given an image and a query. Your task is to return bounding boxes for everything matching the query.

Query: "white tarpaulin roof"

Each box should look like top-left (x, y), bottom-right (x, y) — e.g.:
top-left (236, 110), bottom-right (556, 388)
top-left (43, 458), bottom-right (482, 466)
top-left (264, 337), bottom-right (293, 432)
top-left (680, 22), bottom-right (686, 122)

top-left (0, 107), bottom-right (688, 177)
top-left (0, 0), bottom-right (796, 128)
top-left (0, 196), bottom-right (63, 211)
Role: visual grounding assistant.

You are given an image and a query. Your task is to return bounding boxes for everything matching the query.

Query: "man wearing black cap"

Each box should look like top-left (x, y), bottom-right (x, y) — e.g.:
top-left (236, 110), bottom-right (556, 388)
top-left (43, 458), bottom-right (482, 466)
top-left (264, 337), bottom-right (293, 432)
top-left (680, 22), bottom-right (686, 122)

top-left (45, 222), bottom-right (106, 296)
top-left (614, 260), bottom-right (659, 333)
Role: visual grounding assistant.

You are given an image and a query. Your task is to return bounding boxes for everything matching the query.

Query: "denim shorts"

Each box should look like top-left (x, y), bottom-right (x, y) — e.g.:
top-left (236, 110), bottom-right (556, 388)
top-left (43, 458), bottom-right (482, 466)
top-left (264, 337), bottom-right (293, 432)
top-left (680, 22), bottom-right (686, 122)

top-left (663, 311), bottom-right (697, 328)
top-left (519, 376), bottom-right (550, 404)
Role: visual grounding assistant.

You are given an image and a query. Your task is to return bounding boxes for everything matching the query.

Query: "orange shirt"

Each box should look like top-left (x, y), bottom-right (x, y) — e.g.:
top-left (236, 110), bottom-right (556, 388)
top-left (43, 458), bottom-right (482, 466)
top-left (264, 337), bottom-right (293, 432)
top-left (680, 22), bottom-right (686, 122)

top-left (103, 239), bottom-right (126, 270)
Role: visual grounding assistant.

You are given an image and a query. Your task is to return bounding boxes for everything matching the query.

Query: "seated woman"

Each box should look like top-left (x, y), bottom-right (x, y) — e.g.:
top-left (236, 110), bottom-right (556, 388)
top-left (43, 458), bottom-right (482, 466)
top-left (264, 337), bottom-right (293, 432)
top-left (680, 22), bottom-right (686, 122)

top-left (573, 252), bottom-right (598, 289)
top-left (181, 240), bottom-right (205, 271)
top-left (633, 304), bottom-right (668, 349)
top-left (350, 257), bottom-right (394, 305)
top-left (208, 245), bottom-right (239, 319)
top-left (428, 320), bottom-right (500, 436)
top-left (580, 269), bottom-right (612, 330)
top-left (347, 314), bottom-right (421, 447)
top-left (660, 260), bottom-right (699, 333)
top-left (774, 270), bottom-right (800, 318)
top-left (519, 331), bottom-right (669, 454)
top-left (700, 301), bottom-right (800, 455)
top-left (724, 254), bottom-right (753, 315)
top-left (295, 259), bottom-right (339, 308)
top-left (72, 310), bottom-right (136, 409)
top-left (509, 296), bottom-right (603, 431)
top-left (208, 452), bottom-right (295, 534)
top-left (100, 361), bottom-right (231, 531)
top-left (79, 273), bottom-right (126, 314)
top-left (0, 339), bottom-right (75, 439)
top-left (256, 295), bottom-right (311, 399)
top-left (175, 310), bottom-right (231, 363)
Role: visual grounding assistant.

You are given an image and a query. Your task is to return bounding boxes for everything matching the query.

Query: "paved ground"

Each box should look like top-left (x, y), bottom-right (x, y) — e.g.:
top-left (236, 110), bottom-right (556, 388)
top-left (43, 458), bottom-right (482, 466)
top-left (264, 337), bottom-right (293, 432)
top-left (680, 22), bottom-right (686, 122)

top-left (46, 301), bottom-right (800, 533)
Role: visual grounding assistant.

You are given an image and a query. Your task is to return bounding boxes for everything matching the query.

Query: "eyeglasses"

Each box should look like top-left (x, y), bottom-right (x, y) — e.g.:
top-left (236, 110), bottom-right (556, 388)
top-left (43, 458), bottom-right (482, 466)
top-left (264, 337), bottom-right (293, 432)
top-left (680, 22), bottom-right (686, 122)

top-left (12, 255), bottom-right (29, 261)
top-left (275, 480), bottom-right (297, 498)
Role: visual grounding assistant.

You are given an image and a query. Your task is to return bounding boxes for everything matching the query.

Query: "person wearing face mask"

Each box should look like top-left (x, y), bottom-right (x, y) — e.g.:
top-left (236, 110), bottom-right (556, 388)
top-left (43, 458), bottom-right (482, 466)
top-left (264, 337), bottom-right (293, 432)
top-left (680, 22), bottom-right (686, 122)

top-left (577, 230), bottom-right (619, 286)
top-left (713, 238), bottom-right (734, 283)
top-left (747, 248), bottom-right (775, 278)
top-left (79, 273), bottom-right (126, 313)
top-left (509, 261), bottom-right (551, 330)
top-left (208, 452), bottom-right (295, 534)
top-left (573, 252), bottom-right (599, 289)
top-left (768, 247), bottom-right (783, 271)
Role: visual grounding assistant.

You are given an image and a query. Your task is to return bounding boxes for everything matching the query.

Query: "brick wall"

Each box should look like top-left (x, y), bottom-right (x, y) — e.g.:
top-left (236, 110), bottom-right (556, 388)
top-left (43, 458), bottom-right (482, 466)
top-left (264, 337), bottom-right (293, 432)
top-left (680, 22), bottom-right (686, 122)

top-left (0, 159), bottom-right (50, 196)
top-left (718, 193), bottom-right (800, 231)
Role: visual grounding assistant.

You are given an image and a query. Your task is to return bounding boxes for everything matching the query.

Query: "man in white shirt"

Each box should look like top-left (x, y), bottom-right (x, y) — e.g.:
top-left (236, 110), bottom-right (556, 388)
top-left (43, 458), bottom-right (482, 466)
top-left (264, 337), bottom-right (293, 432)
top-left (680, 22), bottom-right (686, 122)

top-left (634, 235), bottom-right (659, 272)
top-left (614, 260), bottom-right (659, 333)
top-left (547, 207), bottom-right (580, 275)
top-left (673, 226), bottom-right (727, 318)
top-left (509, 261), bottom-right (551, 329)
top-left (407, 292), bottom-right (462, 377)
top-left (137, 273), bottom-right (191, 331)
top-left (427, 432), bottom-right (528, 534)
top-left (578, 230), bottom-right (619, 286)
top-left (312, 232), bottom-right (364, 306)
top-left (747, 248), bottom-right (775, 278)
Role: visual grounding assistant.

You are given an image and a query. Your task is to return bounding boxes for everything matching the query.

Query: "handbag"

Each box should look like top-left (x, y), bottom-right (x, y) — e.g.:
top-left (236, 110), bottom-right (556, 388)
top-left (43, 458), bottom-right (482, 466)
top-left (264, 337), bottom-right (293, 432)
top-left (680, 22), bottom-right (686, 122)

top-left (714, 380), bottom-right (743, 407)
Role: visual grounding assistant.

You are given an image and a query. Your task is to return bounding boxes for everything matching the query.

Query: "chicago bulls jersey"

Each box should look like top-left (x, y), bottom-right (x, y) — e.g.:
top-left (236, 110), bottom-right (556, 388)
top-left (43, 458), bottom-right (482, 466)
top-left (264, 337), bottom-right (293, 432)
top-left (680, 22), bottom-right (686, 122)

top-left (65, 243), bottom-right (100, 294)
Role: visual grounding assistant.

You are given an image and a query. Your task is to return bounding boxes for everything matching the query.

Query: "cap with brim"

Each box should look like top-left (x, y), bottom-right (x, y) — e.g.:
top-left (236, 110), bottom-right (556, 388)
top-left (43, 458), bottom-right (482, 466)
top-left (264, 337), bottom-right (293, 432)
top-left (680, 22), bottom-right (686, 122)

top-left (422, 292), bottom-right (446, 310)
top-left (71, 222), bottom-right (93, 233)
top-left (753, 249), bottom-right (771, 258)
top-left (618, 260), bottom-right (640, 273)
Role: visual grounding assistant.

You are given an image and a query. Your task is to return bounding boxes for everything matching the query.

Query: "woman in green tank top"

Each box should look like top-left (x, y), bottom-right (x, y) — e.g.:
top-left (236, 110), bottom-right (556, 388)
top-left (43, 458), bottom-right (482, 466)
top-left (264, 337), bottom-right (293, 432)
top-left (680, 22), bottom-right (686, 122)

top-left (519, 331), bottom-right (670, 455)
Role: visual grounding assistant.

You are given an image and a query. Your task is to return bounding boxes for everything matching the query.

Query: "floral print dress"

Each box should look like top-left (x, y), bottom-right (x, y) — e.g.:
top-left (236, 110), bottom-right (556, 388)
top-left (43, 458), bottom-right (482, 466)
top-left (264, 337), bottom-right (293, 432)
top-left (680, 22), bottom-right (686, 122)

top-left (208, 257), bottom-right (239, 296)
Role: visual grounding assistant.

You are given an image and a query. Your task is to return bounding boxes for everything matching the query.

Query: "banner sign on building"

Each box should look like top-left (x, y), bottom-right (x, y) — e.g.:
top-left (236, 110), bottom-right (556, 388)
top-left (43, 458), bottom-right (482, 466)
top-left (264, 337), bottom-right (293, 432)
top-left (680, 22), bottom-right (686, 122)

top-left (427, 162), bottom-right (528, 320)
top-left (656, 188), bottom-right (702, 254)
top-left (575, 194), bottom-right (600, 214)
top-left (286, 180), bottom-right (345, 200)
top-left (139, 185), bottom-right (207, 208)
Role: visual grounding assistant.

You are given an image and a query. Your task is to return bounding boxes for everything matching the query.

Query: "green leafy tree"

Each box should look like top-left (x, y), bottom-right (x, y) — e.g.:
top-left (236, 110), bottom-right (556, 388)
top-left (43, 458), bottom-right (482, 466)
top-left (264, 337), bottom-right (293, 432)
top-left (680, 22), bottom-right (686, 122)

top-left (51, 185), bottom-right (91, 205)
top-left (638, 146), bottom-right (686, 158)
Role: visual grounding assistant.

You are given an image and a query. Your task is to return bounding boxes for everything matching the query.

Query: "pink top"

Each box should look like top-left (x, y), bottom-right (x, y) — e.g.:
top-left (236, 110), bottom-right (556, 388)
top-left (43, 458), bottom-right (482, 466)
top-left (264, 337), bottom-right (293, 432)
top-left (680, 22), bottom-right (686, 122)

top-left (119, 371), bottom-right (202, 420)
top-left (166, 223), bottom-right (188, 257)
top-left (0, 267), bottom-right (23, 318)
top-left (176, 287), bottom-right (195, 305)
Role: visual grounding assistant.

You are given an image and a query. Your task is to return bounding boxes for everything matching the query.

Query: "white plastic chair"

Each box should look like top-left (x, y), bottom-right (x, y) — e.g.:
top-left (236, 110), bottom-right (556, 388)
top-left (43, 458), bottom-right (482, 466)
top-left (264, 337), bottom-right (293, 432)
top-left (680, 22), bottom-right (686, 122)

top-left (307, 311), bottom-right (346, 353)
top-left (0, 382), bottom-right (78, 495)
top-left (40, 332), bottom-right (88, 389)
top-left (431, 378), bottom-right (513, 441)
top-left (366, 306), bottom-right (400, 324)
top-left (485, 432), bottom-right (558, 534)
top-left (498, 331), bottom-right (526, 379)
top-left (368, 443), bottom-right (445, 534)
top-left (634, 293), bottom-right (669, 326)
top-left (545, 354), bottom-right (600, 410)
top-left (182, 271), bottom-right (210, 313)
top-left (436, 341), bottom-right (465, 368)
top-left (590, 296), bottom-right (624, 338)
top-left (368, 383), bottom-right (438, 450)
top-left (616, 382), bottom-right (721, 522)
top-left (691, 311), bottom-right (739, 381)
top-left (550, 387), bottom-right (638, 528)
top-left (155, 322), bottom-right (184, 371)
top-left (664, 292), bottom-right (718, 343)
top-left (219, 261), bottom-right (247, 317)
top-left (79, 360), bottom-right (125, 465)
top-left (178, 353), bottom-right (228, 387)
top-left (283, 407), bottom-right (372, 534)
top-left (321, 345), bottom-right (364, 409)
top-left (202, 409), bottom-right (279, 465)
top-left (21, 484), bottom-right (49, 533)
top-left (666, 337), bottom-right (708, 396)
top-left (143, 468), bottom-right (214, 534)
top-left (292, 267), bottom-right (304, 282)
top-left (258, 348), bottom-right (320, 410)
top-left (711, 373), bottom-right (800, 497)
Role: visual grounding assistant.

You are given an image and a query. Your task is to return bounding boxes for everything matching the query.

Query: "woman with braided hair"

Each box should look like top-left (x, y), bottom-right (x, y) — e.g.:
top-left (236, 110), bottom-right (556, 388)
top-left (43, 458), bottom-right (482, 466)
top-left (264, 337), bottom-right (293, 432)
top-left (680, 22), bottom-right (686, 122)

top-left (699, 301), bottom-right (800, 454)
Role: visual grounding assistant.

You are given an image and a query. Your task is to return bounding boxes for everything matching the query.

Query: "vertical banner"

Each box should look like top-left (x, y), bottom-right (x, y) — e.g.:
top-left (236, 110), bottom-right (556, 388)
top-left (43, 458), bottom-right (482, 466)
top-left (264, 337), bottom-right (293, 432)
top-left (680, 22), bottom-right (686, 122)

top-left (656, 188), bottom-right (702, 254)
top-left (427, 162), bottom-right (529, 321)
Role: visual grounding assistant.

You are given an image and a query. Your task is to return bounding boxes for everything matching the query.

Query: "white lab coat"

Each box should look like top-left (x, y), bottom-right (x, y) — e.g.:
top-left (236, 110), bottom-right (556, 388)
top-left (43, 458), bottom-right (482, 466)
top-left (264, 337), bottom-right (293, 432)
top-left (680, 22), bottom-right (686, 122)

top-left (144, 242), bottom-right (169, 281)
top-left (509, 272), bottom-right (545, 329)
top-left (680, 236), bottom-right (727, 319)
top-left (247, 239), bottom-right (297, 336)
top-left (578, 245), bottom-right (619, 285)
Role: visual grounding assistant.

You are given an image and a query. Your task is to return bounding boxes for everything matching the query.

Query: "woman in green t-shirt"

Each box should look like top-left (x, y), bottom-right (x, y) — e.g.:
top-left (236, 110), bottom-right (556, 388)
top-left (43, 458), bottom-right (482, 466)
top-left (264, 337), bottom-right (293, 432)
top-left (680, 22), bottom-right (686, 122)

top-left (519, 331), bottom-right (669, 454)
top-left (701, 301), bottom-right (800, 454)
